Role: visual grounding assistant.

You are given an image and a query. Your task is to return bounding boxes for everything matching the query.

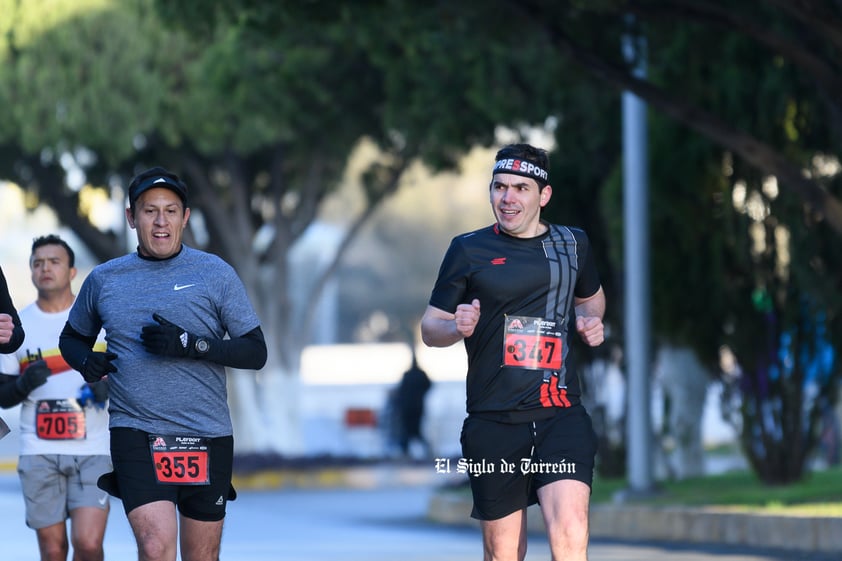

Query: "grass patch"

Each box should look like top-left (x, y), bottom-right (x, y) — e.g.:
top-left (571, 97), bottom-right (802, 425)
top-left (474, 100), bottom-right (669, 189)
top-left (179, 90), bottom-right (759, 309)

top-left (593, 466), bottom-right (842, 515)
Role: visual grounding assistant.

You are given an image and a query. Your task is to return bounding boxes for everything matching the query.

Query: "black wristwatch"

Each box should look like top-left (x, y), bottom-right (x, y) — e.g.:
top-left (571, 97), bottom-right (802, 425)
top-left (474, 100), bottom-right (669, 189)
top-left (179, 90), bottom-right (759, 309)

top-left (194, 338), bottom-right (210, 355)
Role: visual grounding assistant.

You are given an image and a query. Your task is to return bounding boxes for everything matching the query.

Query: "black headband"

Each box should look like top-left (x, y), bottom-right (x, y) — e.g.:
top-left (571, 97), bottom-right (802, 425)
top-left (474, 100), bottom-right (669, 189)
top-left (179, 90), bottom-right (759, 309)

top-left (492, 158), bottom-right (549, 183)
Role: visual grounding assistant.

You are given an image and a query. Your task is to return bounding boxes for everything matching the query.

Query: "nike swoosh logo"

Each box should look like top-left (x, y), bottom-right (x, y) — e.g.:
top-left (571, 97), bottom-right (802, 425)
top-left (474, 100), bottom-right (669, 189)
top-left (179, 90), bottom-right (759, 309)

top-left (173, 284), bottom-right (196, 291)
top-left (99, 493), bottom-right (108, 505)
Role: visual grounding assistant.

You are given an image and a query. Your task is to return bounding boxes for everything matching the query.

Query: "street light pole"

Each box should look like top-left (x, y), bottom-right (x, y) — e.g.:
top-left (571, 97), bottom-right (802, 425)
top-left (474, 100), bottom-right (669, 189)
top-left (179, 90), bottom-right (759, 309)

top-left (622, 26), bottom-right (654, 494)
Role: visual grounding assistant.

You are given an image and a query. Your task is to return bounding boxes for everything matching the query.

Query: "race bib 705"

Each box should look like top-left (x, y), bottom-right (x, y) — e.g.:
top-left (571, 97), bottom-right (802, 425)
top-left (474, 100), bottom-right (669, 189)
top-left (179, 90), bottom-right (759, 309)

top-left (36, 399), bottom-right (86, 440)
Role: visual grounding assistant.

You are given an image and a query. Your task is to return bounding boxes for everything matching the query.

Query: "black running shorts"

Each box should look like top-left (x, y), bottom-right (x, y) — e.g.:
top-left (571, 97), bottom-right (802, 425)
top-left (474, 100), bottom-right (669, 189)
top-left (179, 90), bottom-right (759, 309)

top-left (99, 427), bottom-right (236, 521)
top-left (460, 404), bottom-right (597, 521)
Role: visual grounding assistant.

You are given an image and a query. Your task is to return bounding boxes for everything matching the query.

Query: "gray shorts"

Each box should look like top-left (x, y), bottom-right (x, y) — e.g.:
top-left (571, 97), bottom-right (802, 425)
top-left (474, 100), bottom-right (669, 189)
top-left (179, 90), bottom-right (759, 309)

top-left (18, 454), bottom-right (112, 529)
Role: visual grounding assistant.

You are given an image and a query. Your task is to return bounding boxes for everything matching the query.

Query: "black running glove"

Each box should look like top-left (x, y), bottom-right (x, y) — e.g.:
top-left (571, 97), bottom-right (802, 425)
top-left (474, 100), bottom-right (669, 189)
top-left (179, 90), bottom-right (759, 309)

top-left (90, 379), bottom-right (109, 403)
top-left (16, 359), bottom-right (51, 396)
top-left (77, 380), bottom-right (108, 408)
top-left (81, 351), bottom-right (118, 382)
top-left (141, 313), bottom-right (205, 358)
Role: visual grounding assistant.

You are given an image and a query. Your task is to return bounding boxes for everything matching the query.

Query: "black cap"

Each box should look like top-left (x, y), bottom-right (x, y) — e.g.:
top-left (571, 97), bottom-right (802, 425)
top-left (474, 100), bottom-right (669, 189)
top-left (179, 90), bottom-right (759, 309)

top-left (128, 168), bottom-right (188, 207)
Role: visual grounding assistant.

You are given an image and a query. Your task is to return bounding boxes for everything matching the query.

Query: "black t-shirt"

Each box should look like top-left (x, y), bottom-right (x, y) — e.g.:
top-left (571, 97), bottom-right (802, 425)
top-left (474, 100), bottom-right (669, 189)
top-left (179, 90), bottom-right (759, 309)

top-left (429, 222), bottom-right (600, 422)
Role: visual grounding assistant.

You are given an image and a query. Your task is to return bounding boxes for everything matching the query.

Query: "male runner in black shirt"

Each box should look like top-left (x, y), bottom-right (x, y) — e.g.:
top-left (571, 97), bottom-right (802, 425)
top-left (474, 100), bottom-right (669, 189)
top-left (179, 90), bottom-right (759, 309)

top-left (422, 143), bottom-right (605, 561)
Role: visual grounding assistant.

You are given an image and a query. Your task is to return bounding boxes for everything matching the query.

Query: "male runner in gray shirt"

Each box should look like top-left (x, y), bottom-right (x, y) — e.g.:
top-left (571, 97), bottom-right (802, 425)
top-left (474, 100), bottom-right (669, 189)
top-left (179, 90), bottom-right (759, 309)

top-left (60, 167), bottom-right (267, 561)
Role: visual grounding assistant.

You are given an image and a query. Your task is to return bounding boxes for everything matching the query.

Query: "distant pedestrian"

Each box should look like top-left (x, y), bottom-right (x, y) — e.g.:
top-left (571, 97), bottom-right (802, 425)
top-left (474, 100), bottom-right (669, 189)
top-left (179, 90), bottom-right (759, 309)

top-left (380, 387), bottom-right (402, 457)
top-left (819, 404), bottom-right (840, 466)
top-left (395, 354), bottom-right (432, 458)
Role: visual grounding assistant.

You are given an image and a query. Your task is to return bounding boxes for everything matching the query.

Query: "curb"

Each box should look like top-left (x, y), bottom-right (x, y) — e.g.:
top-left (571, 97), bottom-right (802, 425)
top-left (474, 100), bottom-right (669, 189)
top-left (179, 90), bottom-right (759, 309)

top-left (232, 464), bottom-right (443, 490)
top-left (589, 504), bottom-right (842, 554)
top-left (427, 491), bottom-right (842, 555)
top-left (1, 457), bottom-right (440, 491)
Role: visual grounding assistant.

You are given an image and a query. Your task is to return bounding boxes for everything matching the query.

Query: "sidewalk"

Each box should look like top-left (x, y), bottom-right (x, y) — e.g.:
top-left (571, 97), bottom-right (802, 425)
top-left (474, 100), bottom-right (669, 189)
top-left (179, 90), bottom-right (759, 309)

top-left (426, 485), bottom-right (842, 556)
top-left (230, 458), bottom-right (448, 490)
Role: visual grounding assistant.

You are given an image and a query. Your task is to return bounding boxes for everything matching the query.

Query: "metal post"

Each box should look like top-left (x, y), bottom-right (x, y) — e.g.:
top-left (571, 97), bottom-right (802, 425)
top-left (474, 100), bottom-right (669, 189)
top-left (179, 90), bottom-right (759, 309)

top-left (622, 28), bottom-right (653, 493)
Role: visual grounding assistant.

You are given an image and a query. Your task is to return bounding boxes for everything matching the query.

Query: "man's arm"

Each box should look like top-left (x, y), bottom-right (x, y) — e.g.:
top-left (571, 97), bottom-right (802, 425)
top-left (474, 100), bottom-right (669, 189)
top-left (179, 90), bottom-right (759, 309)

top-left (574, 286), bottom-right (606, 347)
top-left (575, 286), bottom-right (605, 319)
top-left (0, 374), bottom-right (22, 408)
top-left (140, 314), bottom-right (268, 370)
top-left (60, 322), bottom-right (118, 382)
top-left (0, 315), bottom-right (23, 354)
top-left (59, 322), bottom-right (98, 372)
top-left (0, 268), bottom-right (24, 353)
top-left (421, 299), bottom-right (481, 348)
top-left (0, 361), bottom-right (51, 408)
top-left (421, 306), bottom-right (462, 348)
top-left (200, 326), bottom-right (268, 370)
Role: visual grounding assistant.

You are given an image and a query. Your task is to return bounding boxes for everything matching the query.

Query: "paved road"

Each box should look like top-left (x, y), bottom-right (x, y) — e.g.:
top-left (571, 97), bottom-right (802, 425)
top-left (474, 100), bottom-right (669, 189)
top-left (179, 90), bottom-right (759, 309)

top-left (0, 472), bottom-right (832, 560)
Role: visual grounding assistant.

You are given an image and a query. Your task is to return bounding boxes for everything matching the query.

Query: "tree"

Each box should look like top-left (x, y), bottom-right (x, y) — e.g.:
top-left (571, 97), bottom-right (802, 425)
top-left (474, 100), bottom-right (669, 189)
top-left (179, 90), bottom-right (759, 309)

top-left (545, 1), bottom-right (842, 482)
top-left (0, 0), bottom-right (571, 453)
top-left (4, 0), bottom-right (841, 478)
top-left (273, 0), bottom-right (842, 482)
top-left (0, 0), bottom-right (418, 452)
top-left (171, 1), bottom-right (842, 230)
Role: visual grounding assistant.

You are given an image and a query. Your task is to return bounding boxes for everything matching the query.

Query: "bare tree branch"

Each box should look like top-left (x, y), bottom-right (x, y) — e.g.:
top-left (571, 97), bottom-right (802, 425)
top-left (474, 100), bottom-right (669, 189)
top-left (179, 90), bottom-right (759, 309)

top-left (299, 155), bottom-right (411, 342)
top-left (17, 153), bottom-right (124, 261)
